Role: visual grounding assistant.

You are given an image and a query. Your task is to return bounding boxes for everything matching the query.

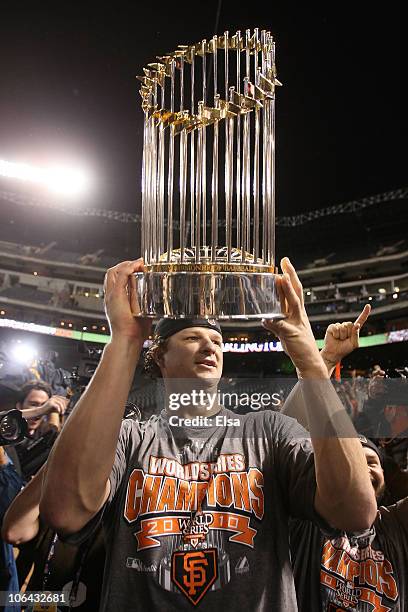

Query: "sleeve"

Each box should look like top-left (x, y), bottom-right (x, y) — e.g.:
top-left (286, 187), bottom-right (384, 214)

top-left (60, 419), bottom-right (138, 546)
top-left (271, 412), bottom-right (329, 527)
top-left (107, 418), bottom-right (135, 502)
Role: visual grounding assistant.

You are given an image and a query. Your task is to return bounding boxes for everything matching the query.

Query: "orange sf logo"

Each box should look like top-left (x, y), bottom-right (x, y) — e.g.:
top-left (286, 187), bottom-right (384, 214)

top-left (183, 552), bottom-right (209, 595)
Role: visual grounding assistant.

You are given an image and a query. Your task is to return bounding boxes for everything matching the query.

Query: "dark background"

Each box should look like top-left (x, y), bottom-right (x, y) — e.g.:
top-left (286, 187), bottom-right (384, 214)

top-left (1, 2), bottom-right (406, 217)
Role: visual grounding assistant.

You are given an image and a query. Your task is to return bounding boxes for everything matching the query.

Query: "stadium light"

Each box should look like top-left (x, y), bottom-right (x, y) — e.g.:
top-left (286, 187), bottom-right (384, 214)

top-left (46, 166), bottom-right (90, 196)
top-left (11, 341), bottom-right (38, 365)
top-left (0, 159), bottom-right (91, 197)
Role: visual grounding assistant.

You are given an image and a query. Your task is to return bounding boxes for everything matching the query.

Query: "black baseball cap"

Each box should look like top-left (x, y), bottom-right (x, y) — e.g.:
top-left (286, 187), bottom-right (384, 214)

top-left (154, 318), bottom-right (222, 341)
top-left (358, 435), bottom-right (384, 467)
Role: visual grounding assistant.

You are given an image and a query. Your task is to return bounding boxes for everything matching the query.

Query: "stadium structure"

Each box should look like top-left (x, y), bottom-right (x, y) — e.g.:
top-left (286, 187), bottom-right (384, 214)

top-left (0, 182), bottom-right (407, 379)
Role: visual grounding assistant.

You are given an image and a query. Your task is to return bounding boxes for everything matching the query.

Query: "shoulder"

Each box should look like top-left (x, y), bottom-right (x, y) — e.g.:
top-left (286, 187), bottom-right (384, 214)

top-left (118, 413), bottom-right (164, 441)
top-left (121, 412), bottom-right (161, 430)
top-left (228, 410), bottom-right (311, 447)
top-left (118, 417), bottom-right (139, 438)
top-left (235, 409), bottom-right (311, 441)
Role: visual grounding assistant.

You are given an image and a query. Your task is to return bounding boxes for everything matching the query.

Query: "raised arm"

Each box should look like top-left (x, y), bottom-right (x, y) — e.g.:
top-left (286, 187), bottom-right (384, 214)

top-left (263, 258), bottom-right (377, 532)
top-left (319, 304), bottom-right (371, 377)
top-left (39, 260), bottom-right (151, 534)
top-left (283, 305), bottom-right (371, 427)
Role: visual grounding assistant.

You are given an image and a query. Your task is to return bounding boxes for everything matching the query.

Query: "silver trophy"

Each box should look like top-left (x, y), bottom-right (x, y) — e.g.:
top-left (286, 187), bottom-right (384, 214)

top-left (133, 29), bottom-right (283, 320)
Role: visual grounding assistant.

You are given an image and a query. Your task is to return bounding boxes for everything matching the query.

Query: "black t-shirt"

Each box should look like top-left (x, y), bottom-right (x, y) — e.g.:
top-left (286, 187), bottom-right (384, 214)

top-left (290, 499), bottom-right (408, 611)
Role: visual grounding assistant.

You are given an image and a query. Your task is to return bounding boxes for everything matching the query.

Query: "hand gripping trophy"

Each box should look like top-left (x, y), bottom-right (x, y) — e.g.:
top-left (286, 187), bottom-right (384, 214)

top-left (133, 29), bottom-right (283, 320)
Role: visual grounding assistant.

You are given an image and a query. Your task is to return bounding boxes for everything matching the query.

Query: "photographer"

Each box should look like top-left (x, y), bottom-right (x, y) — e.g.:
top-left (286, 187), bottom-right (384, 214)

top-left (9, 381), bottom-right (69, 594)
top-left (14, 381), bottom-right (68, 480)
top-left (1, 388), bottom-right (137, 611)
top-left (16, 381), bottom-right (68, 438)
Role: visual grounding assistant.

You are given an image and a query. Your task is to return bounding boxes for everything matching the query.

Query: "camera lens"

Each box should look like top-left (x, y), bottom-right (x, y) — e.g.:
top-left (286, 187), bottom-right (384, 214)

top-left (0, 413), bottom-right (20, 441)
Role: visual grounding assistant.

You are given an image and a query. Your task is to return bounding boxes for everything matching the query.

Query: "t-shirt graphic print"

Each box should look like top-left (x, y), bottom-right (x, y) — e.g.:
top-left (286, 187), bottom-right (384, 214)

top-left (83, 408), bottom-right (321, 611)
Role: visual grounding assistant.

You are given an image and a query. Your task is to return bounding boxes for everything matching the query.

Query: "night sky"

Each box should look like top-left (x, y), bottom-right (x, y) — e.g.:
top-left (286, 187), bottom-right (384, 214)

top-left (1, 2), bottom-right (407, 221)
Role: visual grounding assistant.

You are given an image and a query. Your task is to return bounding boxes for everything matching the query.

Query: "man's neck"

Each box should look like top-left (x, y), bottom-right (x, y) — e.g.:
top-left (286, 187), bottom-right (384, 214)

top-left (163, 381), bottom-right (221, 419)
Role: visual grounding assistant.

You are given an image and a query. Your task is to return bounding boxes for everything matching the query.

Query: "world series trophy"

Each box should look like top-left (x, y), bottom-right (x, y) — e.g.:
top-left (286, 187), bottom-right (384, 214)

top-left (133, 29), bottom-right (283, 320)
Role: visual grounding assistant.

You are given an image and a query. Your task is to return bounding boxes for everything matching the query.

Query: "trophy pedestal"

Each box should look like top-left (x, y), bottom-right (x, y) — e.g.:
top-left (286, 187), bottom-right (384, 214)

top-left (132, 271), bottom-right (283, 320)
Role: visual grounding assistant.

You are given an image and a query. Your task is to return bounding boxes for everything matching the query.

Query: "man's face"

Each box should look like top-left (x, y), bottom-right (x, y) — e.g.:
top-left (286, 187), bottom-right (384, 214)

top-left (159, 327), bottom-right (223, 382)
top-left (17, 389), bottom-right (50, 431)
top-left (364, 448), bottom-right (385, 501)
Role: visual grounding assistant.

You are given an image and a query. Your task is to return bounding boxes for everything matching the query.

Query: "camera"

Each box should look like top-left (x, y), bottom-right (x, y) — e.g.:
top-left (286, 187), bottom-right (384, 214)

top-left (17, 429), bottom-right (59, 478)
top-left (0, 409), bottom-right (28, 446)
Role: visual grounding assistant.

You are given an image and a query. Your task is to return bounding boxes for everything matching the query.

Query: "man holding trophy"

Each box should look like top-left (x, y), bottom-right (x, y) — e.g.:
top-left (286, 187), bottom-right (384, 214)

top-left (40, 30), bottom-right (376, 610)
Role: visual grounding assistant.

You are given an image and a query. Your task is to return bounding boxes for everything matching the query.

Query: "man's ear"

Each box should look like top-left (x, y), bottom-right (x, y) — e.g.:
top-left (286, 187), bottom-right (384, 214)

top-left (16, 402), bottom-right (22, 411)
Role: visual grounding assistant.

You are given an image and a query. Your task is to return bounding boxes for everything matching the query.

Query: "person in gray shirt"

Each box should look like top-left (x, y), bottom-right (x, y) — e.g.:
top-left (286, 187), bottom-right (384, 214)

top-left (39, 257), bottom-right (377, 611)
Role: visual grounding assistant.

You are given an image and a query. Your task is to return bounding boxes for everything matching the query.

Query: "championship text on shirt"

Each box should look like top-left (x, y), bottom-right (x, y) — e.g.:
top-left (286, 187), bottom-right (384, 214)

top-left (124, 453), bottom-right (264, 550)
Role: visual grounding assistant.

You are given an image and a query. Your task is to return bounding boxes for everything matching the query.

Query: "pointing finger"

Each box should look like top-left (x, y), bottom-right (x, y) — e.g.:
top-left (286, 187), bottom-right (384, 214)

top-left (354, 304), bottom-right (371, 329)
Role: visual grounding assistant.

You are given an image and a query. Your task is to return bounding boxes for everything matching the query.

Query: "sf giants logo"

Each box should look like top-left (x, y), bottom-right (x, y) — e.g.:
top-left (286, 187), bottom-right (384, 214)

top-left (184, 553), bottom-right (209, 590)
top-left (172, 549), bottom-right (218, 606)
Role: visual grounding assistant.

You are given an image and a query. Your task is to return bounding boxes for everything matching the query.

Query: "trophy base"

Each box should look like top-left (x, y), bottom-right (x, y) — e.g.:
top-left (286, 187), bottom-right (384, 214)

top-left (132, 271), bottom-right (283, 320)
